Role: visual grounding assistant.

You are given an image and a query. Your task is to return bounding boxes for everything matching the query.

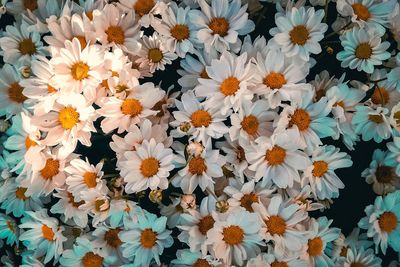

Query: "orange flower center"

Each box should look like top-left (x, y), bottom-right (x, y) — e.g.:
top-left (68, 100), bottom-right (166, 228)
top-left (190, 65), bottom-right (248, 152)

top-left (85, 11), bottom-right (93, 20)
top-left (8, 82), bottom-right (27, 103)
top-left (74, 36), bottom-right (87, 49)
top-left (378, 211), bottom-right (398, 233)
top-left (71, 61), bottom-right (89, 81)
top-left (95, 199), bottom-right (107, 212)
top-left (265, 215), bottom-right (286, 235)
top-left (271, 261), bottom-right (289, 267)
top-left (200, 69), bottom-right (210, 79)
top-left (236, 146), bottom-right (246, 161)
top-left (289, 109), bottom-right (311, 131)
top-left (312, 160), bottom-right (329, 177)
top-left (208, 17), bottom-right (229, 37)
top-left (121, 99), bottom-right (143, 117)
top-left (23, 0), bottom-right (38, 10)
top-left (333, 101), bottom-right (345, 108)
top-left (350, 262), bottom-right (365, 267)
top-left (352, 3), bottom-right (370, 21)
top-left (265, 145), bottom-right (286, 166)
top-left (134, 0), bottom-right (155, 17)
top-left (371, 87), bottom-right (389, 105)
top-left (193, 259), bottom-right (212, 267)
top-left (170, 24), bottom-right (190, 41)
top-left (220, 76), bottom-right (240, 96)
top-left (104, 228), bottom-right (123, 248)
top-left (40, 159), bottom-right (60, 180)
top-left (315, 89), bottom-right (326, 101)
top-left (241, 115), bottom-right (259, 136)
top-left (25, 136), bottom-right (37, 149)
top-left (148, 48), bottom-right (163, 63)
top-left (140, 157), bottom-right (160, 177)
top-left (355, 43), bottom-right (372, 60)
top-left (67, 192), bottom-right (84, 208)
top-left (83, 172), bottom-right (97, 188)
top-left (82, 252), bottom-right (104, 267)
top-left (368, 114), bottom-right (384, 124)
top-left (307, 237), bottom-right (323, 256)
top-left (340, 246), bottom-right (348, 257)
top-left (375, 165), bottom-right (395, 184)
top-left (140, 228), bottom-right (157, 248)
top-left (105, 25), bottom-right (125, 45)
top-left (189, 156), bottom-right (207, 175)
top-left (15, 187), bottom-right (29, 200)
top-left (289, 25), bottom-right (309, 45)
top-left (58, 106), bottom-right (80, 129)
top-left (263, 72), bottom-right (287, 89)
top-left (240, 192), bottom-right (258, 212)
top-left (19, 38), bottom-right (36, 55)
top-left (7, 221), bottom-right (16, 233)
top-left (191, 110), bottom-right (212, 128)
top-left (47, 84), bottom-right (58, 93)
top-left (41, 224), bottom-right (55, 241)
top-left (153, 99), bottom-right (166, 117)
top-left (222, 225), bottom-right (244, 245)
top-left (198, 215), bottom-right (215, 236)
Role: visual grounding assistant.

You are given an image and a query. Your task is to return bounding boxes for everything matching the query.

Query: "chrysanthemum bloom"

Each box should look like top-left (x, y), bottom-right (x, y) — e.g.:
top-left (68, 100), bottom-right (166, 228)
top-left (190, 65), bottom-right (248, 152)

top-left (302, 145), bottom-right (352, 201)
top-left (362, 149), bottom-right (400, 195)
top-left (331, 227), bottom-right (373, 260)
top-left (190, 0), bottom-right (255, 53)
top-left (269, 6), bottom-right (327, 61)
top-left (19, 209), bottom-right (67, 264)
top-left (119, 138), bottom-right (174, 193)
top-left (119, 212), bottom-right (173, 266)
top-left (206, 209), bottom-right (263, 266)
top-left (171, 249), bottom-right (220, 267)
top-left (195, 51), bottom-right (254, 115)
top-left (246, 245), bottom-right (308, 267)
top-left (0, 22), bottom-right (46, 64)
top-left (78, 187), bottom-right (112, 227)
top-left (335, 246), bottom-right (382, 267)
top-left (0, 213), bottom-right (18, 246)
top-left (252, 48), bottom-right (312, 108)
top-left (253, 195), bottom-right (308, 256)
top-left (246, 129), bottom-right (310, 188)
top-left (92, 225), bottom-right (127, 264)
top-left (118, 0), bottom-right (164, 27)
top-left (358, 191), bottom-right (400, 254)
top-left (366, 69), bottom-right (400, 110)
top-left (387, 136), bottom-right (400, 176)
top-left (337, 28), bottom-right (390, 74)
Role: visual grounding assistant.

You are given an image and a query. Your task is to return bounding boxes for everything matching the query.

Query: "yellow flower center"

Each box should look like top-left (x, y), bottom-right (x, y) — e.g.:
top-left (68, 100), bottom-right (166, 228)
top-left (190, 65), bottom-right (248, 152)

top-left (71, 61), bottom-right (89, 81)
top-left (378, 211), bottom-right (398, 233)
top-left (41, 224), bottom-right (55, 241)
top-left (140, 228), bottom-right (157, 248)
top-left (188, 156), bottom-right (207, 175)
top-left (191, 110), bottom-right (212, 128)
top-left (40, 159), bottom-right (60, 180)
top-left (271, 261), bottom-right (289, 267)
top-left (241, 115), bottom-right (259, 136)
top-left (240, 192), bottom-right (258, 212)
top-left (23, 0), bottom-right (38, 10)
top-left (170, 24), bottom-right (190, 41)
top-left (105, 25), bottom-right (125, 45)
top-left (8, 82), bottom-right (27, 103)
top-left (58, 106), bottom-right (80, 129)
top-left (289, 109), bottom-right (311, 131)
top-left (82, 252), bottom-right (104, 267)
top-left (307, 237), bottom-right (323, 256)
top-left (83, 172), bottom-right (97, 188)
top-left (263, 72), bottom-right (287, 89)
top-left (371, 87), bottom-right (389, 105)
top-left (148, 48), bottom-right (164, 63)
top-left (18, 38), bottom-right (36, 55)
top-left (140, 157), bottom-right (160, 177)
top-left (352, 3), bottom-right (371, 21)
top-left (134, 0), bottom-right (155, 17)
top-left (25, 136), bottom-right (37, 149)
top-left (208, 17), bottom-right (229, 37)
top-left (220, 76), bottom-right (240, 96)
top-left (289, 25), bottom-right (309, 45)
top-left (265, 145), bottom-right (286, 166)
top-left (222, 225), bottom-right (244, 245)
top-left (15, 187), bottom-right (29, 200)
top-left (104, 228), bottom-right (123, 248)
top-left (355, 43), bottom-right (372, 60)
top-left (120, 99), bottom-right (143, 117)
top-left (265, 215), bottom-right (286, 235)
top-left (312, 160), bottom-right (329, 177)
top-left (74, 36), bottom-right (87, 49)
top-left (197, 215), bottom-right (215, 236)
top-left (368, 114), bottom-right (384, 124)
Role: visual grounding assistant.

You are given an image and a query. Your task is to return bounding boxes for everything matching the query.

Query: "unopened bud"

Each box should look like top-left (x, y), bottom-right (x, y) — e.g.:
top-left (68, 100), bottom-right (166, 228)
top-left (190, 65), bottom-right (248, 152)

top-left (216, 200), bottom-right (230, 213)
top-left (0, 119), bottom-right (10, 132)
top-left (20, 66), bottom-right (32, 78)
top-left (179, 121), bottom-right (191, 132)
top-left (149, 189), bottom-right (163, 203)
top-left (186, 142), bottom-right (204, 157)
top-left (180, 194), bottom-right (196, 210)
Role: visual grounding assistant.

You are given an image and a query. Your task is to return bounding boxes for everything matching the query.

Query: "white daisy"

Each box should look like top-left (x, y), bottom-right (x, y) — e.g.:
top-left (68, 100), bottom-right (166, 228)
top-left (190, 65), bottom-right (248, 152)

top-left (92, 225), bottom-right (127, 264)
top-left (78, 187), bottom-right (111, 227)
top-left (171, 249), bottom-right (220, 267)
top-left (118, 0), bottom-right (165, 27)
top-left (335, 246), bottom-right (382, 267)
top-left (367, 69), bottom-right (400, 110)
top-left (0, 213), bottom-right (18, 246)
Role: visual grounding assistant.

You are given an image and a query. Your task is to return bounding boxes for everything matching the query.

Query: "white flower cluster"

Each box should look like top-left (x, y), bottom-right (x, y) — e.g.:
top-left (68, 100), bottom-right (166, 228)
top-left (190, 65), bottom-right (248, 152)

top-left (0, 0), bottom-right (399, 266)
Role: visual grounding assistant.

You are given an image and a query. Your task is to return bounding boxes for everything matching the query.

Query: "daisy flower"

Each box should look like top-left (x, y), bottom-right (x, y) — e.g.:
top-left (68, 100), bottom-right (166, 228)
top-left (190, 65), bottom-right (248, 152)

top-left (246, 129), bottom-right (310, 188)
top-left (335, 246), bottom-right (382, 267)
top-left (78, 187), bottom-right (111, 227)
top-left (190, 0), bottom-right (255, 53)
top-left (92, 225), bottom-right (127, 264)
top-left (119, 212), bottom-right (173, 266)
top-left (387, 53), bottom-right (400, 90)
top-left (331, 227), bottom-right (373, 260)
top-left (50, 38), bottom-right (105, 94)
top-left (31, 93), bottom-right (96, 157)
top-left (119, 138), bottom-right (174, 193)
top-left (206, 209), bottom-right (263, 266)
top-left (389, 102), bottom-right (400, 132)
top-left (352, 105), bottom-right (392, 143)
top-left (160, 196), bottom-right (186, 229)
top-left (170, 91), bottom-right (229, 144)
top-left (172, 140), bottom-right (225, 194)
top-left (118, 0), bottom-right (164, 27)
top-left (274, 90), bottom-right (336, 151)
top-left (229, 99), bottom-right (276, 145)
top-left (302, 145), bottom-right (353, 201)
top-left (362, 149), bottom-right (400, 196)
top-left (248, 246), bottom-right (308, 267)
top-left (336, 27), bottom-right (390, 74)
top-left (358, 191), bottom-right (400, 254)
top-left (336, 0), bottom-right (397, 35)
top-left (92, 4), bottom-right (141, 54)
top-left (367, 69), bottom-right (400, 110)
top-left (287, 184), bottom-right (326, 212)
top-left (153, 2), bottom-right (196, 57)
top-left (0, 21), bottom-right (46, 64)
top-left (19, 209), bottom-right (67, 264)
top-left (97, 82), bottom-right (164, 134)
top-left (60, 236), bottom-right (112, 267)
top-left (252, 194), bottom-right (308, 256)
top-left (387, 136), bottom-right (400, 176)
top-left (269, 6), bottom-right (328, 61)
top-left (195, 51), bottom-right (254, 115)
top-left (136, 33), bottom-right (178, 73)
top-left (0, 213), bottom-right (18, 245)
top-left (252, 48), bottom-right (312, 108)
top-left (171, 249), bottom-right (220, 267)
top-left (311, 71), bottom-right (344, 102)
top-left (64, 158), bottom-right (105, 200)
